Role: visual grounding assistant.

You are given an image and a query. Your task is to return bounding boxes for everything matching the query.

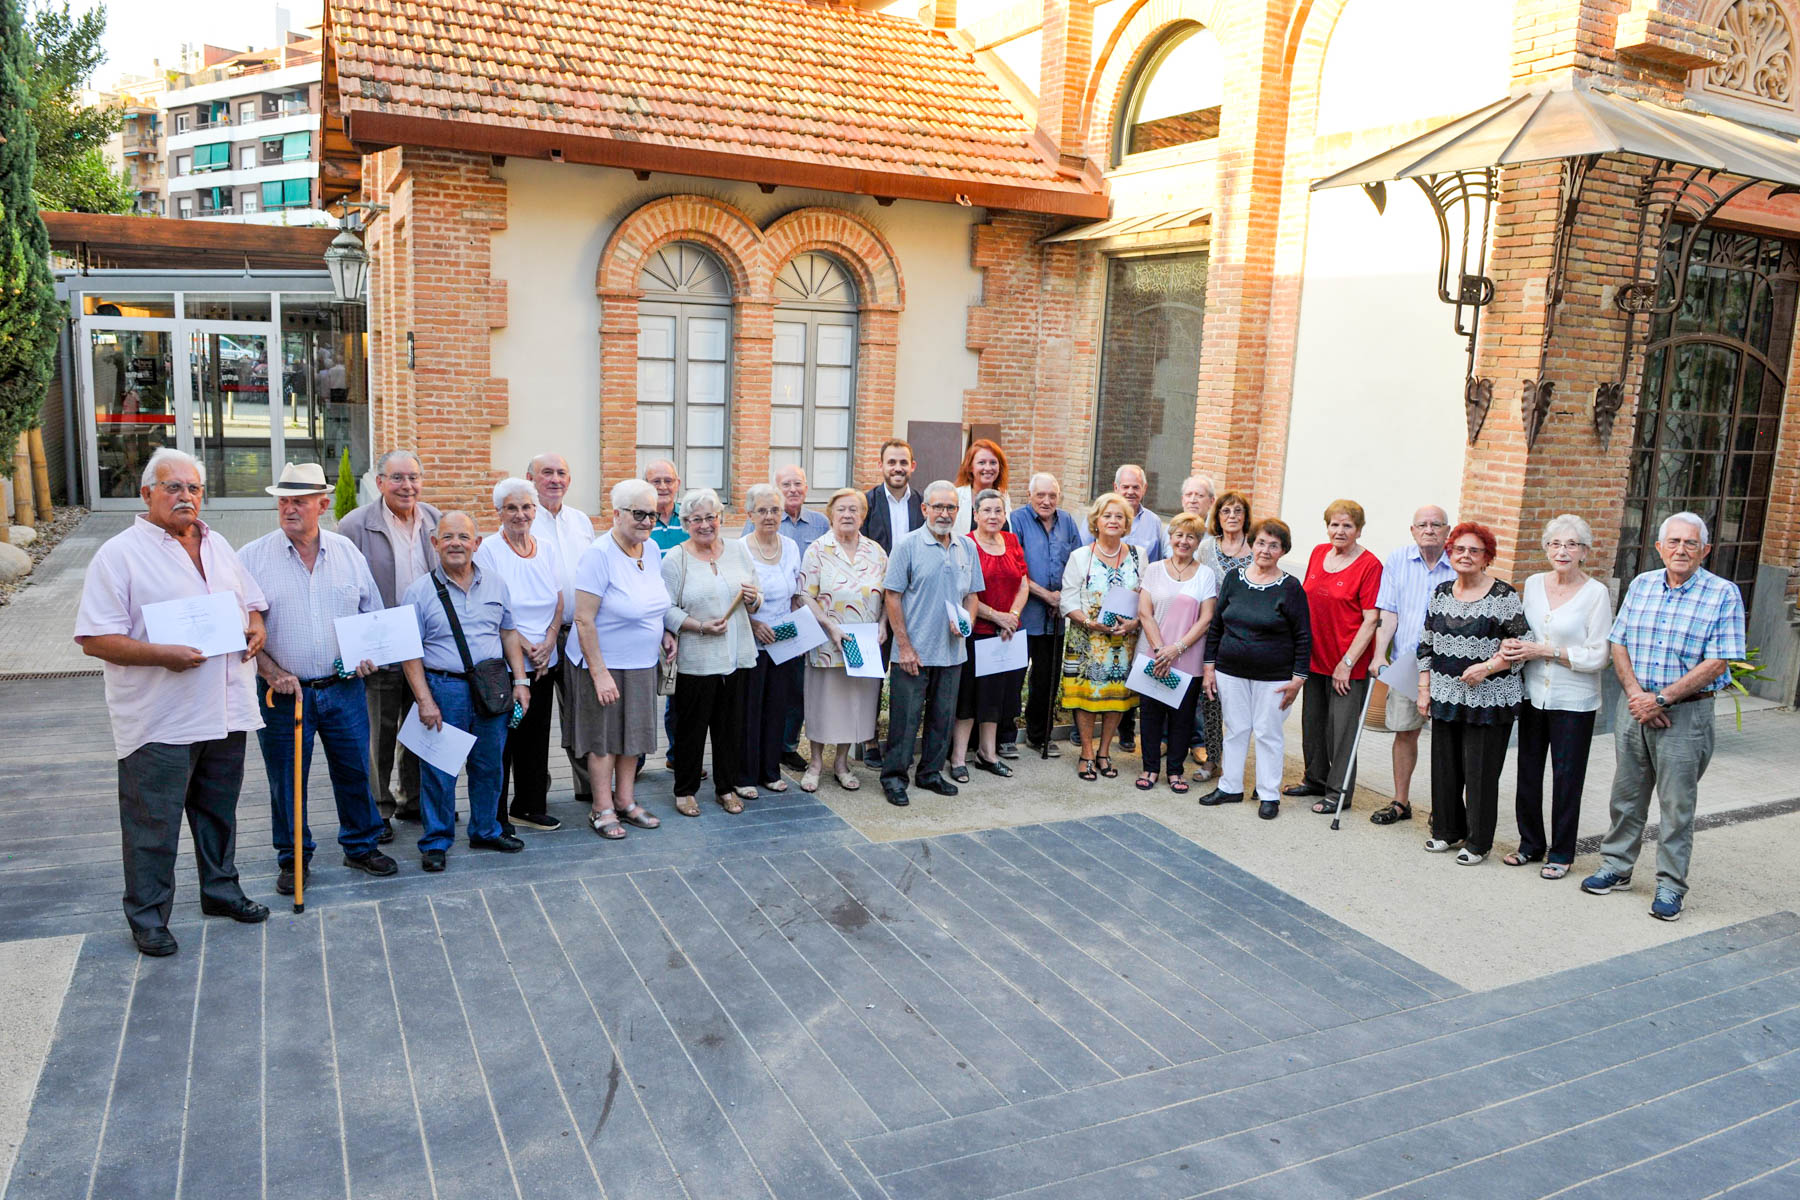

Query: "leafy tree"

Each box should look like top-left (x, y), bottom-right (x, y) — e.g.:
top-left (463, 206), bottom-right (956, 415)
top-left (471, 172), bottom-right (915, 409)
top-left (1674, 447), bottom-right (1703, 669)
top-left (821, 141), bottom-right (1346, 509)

top-left (334, 447), bottom-right (357, 520)
top-left (26, 0), bottom-right (129, 213)
top-left (0, 0), bottom-right (63, 472)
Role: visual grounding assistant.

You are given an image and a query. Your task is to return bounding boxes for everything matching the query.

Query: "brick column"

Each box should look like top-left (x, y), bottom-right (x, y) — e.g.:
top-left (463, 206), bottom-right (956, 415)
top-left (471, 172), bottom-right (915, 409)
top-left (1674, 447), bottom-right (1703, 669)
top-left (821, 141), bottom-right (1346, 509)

top-left (1038, 0), bottom-right (1094, 167)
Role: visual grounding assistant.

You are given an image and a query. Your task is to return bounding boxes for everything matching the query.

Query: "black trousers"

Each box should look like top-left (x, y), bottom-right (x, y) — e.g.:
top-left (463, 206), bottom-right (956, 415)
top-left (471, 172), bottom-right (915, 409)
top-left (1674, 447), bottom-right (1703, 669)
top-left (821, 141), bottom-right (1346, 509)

top-left (1429, 717), bottom-right (1514, 854)
top-left (672, 670), bottom-right (744, 799)
top-left (117, 733), bottom-right (249, 936)
top-left (552, 625), bottom-right (592, 800)
top-left (1514, 701), bottom-right (1595, 864)
top-left (1301, 675), bottom-right (1370, 798)
top-left (1140, 683), bottom-right (1202, 776)
top-left (882, 663), bottom-right (959, 786)
top-left (741, 647), bottom-right (793, 787)
top-left (501, 670), bottom-right (559, 820)
top-left (1018, 629), bottom-right (1063, 746)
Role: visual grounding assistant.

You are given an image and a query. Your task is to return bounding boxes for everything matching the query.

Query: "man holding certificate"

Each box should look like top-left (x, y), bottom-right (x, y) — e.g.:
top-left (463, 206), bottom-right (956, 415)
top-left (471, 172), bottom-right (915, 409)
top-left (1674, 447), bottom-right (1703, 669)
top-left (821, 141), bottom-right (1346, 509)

top-left (239, 463), bottom-right (397, 896)
top-left (399, 512), bottom-right (533, 872)
top-left (75, 448), bottom-right (272, 957)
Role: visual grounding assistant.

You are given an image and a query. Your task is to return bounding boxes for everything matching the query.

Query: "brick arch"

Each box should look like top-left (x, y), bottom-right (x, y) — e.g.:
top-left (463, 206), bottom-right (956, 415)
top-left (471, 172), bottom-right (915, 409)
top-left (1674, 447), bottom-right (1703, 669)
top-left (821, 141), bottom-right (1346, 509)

top-left (1081, 0), bottom-right (1225, 164)
top-left (593, 196), bottom-right (906, 505)
top-left (762, 207), bottom-right (905, 310)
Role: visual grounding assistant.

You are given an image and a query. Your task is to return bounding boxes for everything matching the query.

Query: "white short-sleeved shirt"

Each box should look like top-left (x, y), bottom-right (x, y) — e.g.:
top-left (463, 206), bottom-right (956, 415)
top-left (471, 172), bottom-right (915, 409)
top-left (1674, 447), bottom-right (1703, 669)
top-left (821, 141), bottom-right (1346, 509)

top-left (567, 535), bottom-right (668, 670)
top-left (74, 516), bottom-right (270, 759)
top-left (475, 535), bottom-right (563, 666)
top-left (746, 534), bottom-right (801, 616)
top-left (531, 503), bottom-right (595, 617)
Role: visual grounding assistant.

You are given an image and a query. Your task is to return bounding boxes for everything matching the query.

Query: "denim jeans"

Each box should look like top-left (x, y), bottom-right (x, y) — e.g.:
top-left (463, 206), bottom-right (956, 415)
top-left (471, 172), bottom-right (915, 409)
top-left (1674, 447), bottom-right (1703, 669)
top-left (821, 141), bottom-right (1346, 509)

top-left (419, 673), bottom-right (507, 853)
top-left (257, 678), bottom-right (384, 868)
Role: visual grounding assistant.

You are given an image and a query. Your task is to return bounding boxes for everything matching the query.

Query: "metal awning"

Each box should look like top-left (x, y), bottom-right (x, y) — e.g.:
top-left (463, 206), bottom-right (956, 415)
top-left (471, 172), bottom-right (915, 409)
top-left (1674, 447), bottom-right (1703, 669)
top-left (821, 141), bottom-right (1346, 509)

top-left (1039, 206), bottom-right (1210, 243)
top-left (1312, 80), bottom-right (1800, 191)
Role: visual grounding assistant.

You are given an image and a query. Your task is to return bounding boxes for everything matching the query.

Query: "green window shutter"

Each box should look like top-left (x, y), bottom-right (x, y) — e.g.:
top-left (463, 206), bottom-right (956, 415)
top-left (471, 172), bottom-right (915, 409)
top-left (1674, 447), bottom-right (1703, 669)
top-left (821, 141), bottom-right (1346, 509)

top-left (262, 180), bottom-right (282, 208)
top-left (284, 177), bottom-right (309, 206)
top-left (282, 132), bottom-right (310, 160)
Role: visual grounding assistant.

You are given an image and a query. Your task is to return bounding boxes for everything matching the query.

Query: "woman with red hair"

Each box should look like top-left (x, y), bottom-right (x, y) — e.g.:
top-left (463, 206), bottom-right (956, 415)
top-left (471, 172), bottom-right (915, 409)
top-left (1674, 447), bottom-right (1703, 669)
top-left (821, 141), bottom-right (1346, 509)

top-left (1416, 521), bottom-right (1529, 865)
top-left (953, 439), bottom-right (1011, 534)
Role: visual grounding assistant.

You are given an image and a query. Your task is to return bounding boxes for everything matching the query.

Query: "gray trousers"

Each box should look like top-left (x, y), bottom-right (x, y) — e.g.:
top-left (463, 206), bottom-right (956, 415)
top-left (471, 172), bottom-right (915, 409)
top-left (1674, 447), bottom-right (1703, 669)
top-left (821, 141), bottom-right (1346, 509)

top-left (553, 626), bottom-right (593, 799)
top-left (1601, 698), bottom-right (1715, 895)
top-left (1301, 675), bottom-right (1370, 798)
top-left (882, 664), bottom-right (960, 787)
top-left (118, 733), bottom-right (250, 936)
top-left (363, 667), bottom-right (420, 815)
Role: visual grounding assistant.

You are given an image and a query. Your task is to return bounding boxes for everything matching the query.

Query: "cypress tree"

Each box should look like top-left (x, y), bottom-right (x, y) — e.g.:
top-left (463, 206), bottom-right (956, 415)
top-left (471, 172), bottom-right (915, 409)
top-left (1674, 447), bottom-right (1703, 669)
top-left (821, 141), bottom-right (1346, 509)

top-left (334, 446), bottom-right (357, 520)
top-left (0, 0), bottom-right (62, 474)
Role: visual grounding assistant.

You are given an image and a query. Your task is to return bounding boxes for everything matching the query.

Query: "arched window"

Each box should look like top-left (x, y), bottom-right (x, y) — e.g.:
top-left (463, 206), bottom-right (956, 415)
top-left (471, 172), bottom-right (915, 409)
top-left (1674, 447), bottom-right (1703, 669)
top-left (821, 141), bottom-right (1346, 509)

top-left (1116, 24), bottom-right (1225, 163)
top-left (770, 252), bottom-right (859, 493)
top-left (636, 243), bottom-right (732, 489)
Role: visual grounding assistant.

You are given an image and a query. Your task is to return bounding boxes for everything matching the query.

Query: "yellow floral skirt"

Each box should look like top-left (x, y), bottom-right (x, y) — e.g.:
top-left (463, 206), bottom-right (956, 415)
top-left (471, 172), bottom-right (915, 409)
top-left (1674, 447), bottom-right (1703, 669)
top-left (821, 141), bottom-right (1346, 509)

top-left (1059, 622), bottom-right (1138, 713)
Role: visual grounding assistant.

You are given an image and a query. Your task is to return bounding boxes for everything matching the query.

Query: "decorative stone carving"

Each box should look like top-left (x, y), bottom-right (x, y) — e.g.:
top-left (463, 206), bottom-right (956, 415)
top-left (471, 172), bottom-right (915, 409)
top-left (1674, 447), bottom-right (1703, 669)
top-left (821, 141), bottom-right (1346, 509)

top-left (1708, 0), bottom-right (1795, 105)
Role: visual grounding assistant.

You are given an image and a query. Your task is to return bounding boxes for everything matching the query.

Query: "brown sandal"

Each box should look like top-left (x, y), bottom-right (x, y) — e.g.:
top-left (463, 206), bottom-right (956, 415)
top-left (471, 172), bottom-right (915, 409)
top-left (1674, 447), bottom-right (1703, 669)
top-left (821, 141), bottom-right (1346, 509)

top-left (588, 810), bottom-right (626, 840)
top-left (718, 792), bottom-right (744, 814)
top-left (674, 795), bottom-right (700, 818)
top-left (620, 804), bottom-right (660, 829)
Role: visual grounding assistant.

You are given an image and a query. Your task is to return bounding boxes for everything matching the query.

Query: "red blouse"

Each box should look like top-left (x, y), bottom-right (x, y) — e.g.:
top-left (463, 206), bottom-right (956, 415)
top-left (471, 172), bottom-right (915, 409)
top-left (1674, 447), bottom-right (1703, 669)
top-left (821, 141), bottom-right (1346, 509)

top-left (1303, 543), bottom-right (1383, 677)
top-left (972, 531), bottom-right (1027, 634)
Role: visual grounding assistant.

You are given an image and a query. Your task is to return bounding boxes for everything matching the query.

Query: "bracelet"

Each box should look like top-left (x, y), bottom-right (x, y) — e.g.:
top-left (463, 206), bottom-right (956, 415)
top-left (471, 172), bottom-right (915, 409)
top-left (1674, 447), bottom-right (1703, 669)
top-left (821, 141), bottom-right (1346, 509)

top-left (512, 678), bottom-right (529, 686)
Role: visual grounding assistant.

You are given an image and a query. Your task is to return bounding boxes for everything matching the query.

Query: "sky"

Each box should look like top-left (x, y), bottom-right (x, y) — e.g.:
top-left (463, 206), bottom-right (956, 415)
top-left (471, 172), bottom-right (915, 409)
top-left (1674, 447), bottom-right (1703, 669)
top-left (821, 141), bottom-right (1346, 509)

top-left (78, 0), bottom-right (325, 86)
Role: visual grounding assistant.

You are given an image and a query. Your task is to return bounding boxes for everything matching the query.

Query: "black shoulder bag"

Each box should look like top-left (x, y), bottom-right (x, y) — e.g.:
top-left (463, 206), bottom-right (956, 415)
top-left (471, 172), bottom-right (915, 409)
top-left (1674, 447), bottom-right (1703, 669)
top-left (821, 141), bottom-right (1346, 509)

top-left (431, 571), bottom-right (513, 717)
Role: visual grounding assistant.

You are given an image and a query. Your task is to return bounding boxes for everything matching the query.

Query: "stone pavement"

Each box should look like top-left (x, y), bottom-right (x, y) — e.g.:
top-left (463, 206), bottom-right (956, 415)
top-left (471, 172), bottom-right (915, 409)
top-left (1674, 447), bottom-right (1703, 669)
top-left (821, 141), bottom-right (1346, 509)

top-left (3, 674), bottom-right (1800, 1198)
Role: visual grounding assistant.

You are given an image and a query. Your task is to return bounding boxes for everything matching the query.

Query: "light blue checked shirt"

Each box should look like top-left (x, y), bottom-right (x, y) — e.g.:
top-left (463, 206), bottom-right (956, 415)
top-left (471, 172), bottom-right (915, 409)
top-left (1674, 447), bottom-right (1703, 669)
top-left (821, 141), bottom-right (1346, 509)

top-left (1375, 542), bottom-right (1457, 700)
top-left (1608, 567), bottom-right (1746, 693)
top-left (238, 529), bottom-right (383, 679)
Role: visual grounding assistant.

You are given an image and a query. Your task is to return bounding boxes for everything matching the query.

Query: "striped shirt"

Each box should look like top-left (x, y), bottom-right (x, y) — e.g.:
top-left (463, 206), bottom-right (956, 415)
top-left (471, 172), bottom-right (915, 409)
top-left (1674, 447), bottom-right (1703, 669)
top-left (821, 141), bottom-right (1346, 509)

top-left (1375, 542), bottom-right (1457, 701)
top-left (1609, 567), bottom-right (1746, 693)
top-left (238, 529), bottom-right (383, 679)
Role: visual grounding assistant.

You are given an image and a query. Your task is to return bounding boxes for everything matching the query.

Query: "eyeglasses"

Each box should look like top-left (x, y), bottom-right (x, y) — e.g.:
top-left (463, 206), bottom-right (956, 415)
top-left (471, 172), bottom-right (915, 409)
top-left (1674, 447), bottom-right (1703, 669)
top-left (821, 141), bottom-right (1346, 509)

top-left (152, 481), bottom-right (204, 497)
top-left (751, 507), bottom-right (782, 517)
top-left (1450, 544), bottom-right (1486, 556)
top-left (685, 515), bottom-right (719, 527)
top-left (925, 503), bottom-right (958, 514)
top-left (1413, 521), bottom-right (1447, 529)
top-left (622, 508), bottom-right (657, 523)
top-left (1546, 539), bottom-right (1586, 552)
top-left (1663, 538), bottom-right (1703, 551)
top-left (381, 473), bottom-right (421, 485)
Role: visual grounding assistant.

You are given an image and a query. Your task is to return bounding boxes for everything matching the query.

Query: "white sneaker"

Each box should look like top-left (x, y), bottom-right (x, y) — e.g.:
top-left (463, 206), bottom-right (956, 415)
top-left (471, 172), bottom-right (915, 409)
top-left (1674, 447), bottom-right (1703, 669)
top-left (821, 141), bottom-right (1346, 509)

top-left (1424, 838), bottom-right (1462, 853)
top-left (1455, 848), bottom-right (1486, 865)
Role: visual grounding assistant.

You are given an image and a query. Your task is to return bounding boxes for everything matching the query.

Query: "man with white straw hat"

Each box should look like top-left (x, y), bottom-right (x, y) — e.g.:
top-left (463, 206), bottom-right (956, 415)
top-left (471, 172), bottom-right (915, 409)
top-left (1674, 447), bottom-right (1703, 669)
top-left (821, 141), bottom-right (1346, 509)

top-left (239, 462), bottom-right (400, 896)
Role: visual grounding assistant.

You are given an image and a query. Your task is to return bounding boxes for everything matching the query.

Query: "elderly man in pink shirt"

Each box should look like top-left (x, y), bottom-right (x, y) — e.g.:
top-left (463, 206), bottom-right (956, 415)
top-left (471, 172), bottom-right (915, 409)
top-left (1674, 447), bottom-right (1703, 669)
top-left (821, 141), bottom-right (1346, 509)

top-left (75, 448), bottom-right (273, 957)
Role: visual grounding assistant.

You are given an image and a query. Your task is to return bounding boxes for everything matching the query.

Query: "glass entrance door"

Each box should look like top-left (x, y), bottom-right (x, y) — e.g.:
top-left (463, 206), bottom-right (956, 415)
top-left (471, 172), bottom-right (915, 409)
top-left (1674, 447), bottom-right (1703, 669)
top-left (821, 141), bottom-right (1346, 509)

top-left (88, 325), bottom-right (179, 500)
top-left (186, 323), bottom-right (275, 503)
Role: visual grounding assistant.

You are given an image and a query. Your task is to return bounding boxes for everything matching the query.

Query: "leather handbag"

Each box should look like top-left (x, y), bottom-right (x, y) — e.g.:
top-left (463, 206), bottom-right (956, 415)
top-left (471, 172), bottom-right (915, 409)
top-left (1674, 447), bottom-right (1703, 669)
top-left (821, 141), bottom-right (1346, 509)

top-left (432, 572), bottom-right (513, 717)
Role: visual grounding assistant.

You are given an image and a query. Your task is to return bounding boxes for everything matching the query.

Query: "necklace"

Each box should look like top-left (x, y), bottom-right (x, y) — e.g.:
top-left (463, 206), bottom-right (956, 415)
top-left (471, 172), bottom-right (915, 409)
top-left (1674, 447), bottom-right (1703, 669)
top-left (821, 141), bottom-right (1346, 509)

top-left (749, 535), bottom-right (784, 562)
top-left (611, 530), bottom-right (644, 570)
top-left (1094, 541), bottom-right (1125, 568)
top-left (1166, 558), bottom-right (1196, 581)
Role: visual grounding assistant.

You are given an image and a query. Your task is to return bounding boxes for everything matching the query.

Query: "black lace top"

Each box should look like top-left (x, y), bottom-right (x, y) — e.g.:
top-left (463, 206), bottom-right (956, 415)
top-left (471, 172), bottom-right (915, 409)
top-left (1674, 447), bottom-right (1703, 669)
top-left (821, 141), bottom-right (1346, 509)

top-left (1416, 578), bottom-right (1529, 725)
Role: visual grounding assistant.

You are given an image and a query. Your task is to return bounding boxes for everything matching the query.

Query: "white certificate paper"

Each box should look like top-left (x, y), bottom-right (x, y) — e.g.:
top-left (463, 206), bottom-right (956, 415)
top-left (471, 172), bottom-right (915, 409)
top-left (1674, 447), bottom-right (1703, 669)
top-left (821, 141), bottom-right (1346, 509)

top-left (975, 632), bottom-right (1029, 677)
top-left (763, 606), bottom-right (829, 665)
top-left (838, 622), bottom-right (887, 679)
top-left (1100, 586), bottom-right (1139, 623)
top-left (333, 604), bottom-right (424, 668)
top-left (945, 599), bottom-right (972, 639)
top-left (397, 705), bottom-right (477, 777)
top-left (142, 591), bottom-right (247, 658)
top-left (1125, 654), bottom-right (1194, 706)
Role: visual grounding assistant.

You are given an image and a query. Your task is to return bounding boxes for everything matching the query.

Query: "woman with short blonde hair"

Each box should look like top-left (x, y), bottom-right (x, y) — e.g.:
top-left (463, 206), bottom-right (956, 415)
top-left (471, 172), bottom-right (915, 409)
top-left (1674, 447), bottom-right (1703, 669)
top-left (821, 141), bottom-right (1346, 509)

top-left (1059, 492), bottom-right (1142, 779)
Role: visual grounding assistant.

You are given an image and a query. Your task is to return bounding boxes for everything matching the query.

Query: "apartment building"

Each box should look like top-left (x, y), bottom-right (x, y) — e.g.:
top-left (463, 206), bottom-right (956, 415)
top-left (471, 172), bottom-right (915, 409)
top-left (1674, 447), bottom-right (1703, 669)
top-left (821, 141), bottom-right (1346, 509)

top-left (161, 33), bottom-right (327, 224)
top-left (93, 73), bottom-right (167, 216)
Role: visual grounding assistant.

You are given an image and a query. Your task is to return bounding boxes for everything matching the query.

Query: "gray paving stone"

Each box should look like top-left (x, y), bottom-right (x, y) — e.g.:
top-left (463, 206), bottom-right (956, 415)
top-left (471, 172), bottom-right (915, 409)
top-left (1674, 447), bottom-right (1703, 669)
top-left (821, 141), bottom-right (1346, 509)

top-left (1717, 1162), bottom-right (1800, 1198)
top-left (177, 919), bottom-right (268, 1200)
top-left (2, 938), bottom-right (138, 1200)
top-left (717, 854), bottom-right (1010, 1119)
top-left (678, 860), bottom-right (953, 1132)
top-left (1554, 1097), bottom-right (1800, 1200)
top-left (86, 936), bottom-right (201, 1200)
top-left (479, 883), bottom-right (686, 1200)
top-left (374, 896), bottom-right (518, 1200)
top-left (535, 877), bottom-right (771, 1198)
top-left (875, 839), bottom-right (1217, 1069)
top-left (260, 915), bottom-right (351, 1200)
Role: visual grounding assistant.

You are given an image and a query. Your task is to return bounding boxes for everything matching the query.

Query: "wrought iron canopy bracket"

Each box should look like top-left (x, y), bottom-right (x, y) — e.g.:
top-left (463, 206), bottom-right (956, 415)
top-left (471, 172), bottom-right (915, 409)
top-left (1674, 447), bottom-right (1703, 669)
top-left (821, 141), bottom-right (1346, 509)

top-left (1598, 159), bottom-right (1782, 447)
top-left (1363, 167), bottom-right (1498, 444)
top-left (1522, 153), bottom-right (1599, 449)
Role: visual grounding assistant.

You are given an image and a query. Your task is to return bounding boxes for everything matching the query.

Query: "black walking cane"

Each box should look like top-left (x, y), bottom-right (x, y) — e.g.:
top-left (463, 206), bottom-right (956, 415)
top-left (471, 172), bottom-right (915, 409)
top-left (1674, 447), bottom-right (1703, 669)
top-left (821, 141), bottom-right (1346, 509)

top-left (1328, 671), bottom-right (1379, 832)
top-left (1042, 607), bottom-right (1063, 760)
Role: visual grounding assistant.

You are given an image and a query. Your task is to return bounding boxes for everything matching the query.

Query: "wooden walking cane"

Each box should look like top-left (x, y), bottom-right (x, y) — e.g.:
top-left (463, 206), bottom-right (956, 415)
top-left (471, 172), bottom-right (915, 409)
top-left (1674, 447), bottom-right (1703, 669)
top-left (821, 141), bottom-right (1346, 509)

top-left (268, 685), bottom-right (306, 912)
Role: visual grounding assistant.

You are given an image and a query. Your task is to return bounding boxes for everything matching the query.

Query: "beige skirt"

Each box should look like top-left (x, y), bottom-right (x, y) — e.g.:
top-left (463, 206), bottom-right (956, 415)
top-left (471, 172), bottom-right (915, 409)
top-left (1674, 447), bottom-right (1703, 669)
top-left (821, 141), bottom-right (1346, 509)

top-left (568, 661), bottom-right (659, 758)
top-left (802, 665), bottom-right (881, 745)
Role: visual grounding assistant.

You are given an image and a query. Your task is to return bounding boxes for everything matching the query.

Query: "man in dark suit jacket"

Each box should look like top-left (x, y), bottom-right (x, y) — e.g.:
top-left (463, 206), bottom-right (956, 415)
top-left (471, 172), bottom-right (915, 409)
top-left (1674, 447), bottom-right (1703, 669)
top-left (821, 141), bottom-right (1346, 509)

top-left (862, 438), bottom-right (924, 554)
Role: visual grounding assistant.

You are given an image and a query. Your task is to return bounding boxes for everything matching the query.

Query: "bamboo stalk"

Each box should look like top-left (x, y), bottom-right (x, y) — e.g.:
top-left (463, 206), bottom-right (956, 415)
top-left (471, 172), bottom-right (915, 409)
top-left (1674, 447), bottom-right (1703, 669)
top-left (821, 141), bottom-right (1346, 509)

top-left (27, 428), bottom-right (52, 520)
top-left (11, 435), bottom-right (33, 528)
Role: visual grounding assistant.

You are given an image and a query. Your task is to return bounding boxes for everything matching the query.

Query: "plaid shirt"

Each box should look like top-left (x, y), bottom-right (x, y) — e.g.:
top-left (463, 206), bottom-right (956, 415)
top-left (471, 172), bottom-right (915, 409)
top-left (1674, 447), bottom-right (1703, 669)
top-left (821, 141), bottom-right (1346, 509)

top-left (1608, 567), bottom-right (1746, 693)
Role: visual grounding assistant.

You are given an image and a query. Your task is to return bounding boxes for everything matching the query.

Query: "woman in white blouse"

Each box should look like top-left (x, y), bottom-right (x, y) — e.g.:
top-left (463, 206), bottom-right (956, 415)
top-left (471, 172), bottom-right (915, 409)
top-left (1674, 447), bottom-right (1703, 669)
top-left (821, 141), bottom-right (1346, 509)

top-left (662, 488), bottom-right (762, 817)
top-left (1500, 513), bottom-right (1614, 879)
top-left (740, 483), bottom-right (802, 793)
top-left (474, 478), bottom-right (563, 834)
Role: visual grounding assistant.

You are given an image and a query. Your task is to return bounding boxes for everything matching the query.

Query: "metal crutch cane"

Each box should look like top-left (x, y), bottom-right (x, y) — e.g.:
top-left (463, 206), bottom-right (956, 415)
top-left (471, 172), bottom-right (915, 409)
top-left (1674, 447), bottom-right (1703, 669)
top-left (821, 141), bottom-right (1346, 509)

top-left (269, 685), bottom-right (306, 912)
top-left (1328, 672), bottom-right (1379, 832)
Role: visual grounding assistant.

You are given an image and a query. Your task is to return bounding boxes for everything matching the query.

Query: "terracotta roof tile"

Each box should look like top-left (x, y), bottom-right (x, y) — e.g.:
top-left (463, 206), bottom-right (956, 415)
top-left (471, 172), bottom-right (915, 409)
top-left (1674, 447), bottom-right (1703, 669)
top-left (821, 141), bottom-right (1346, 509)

top-left (327, 0), bottom-right (1103, 211)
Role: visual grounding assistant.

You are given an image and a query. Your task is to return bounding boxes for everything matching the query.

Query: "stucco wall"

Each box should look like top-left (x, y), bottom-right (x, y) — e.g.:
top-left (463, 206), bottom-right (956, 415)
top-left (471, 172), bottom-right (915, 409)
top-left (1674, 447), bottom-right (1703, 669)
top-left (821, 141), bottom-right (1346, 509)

top-left (486, 161), bottom-right (986, 514)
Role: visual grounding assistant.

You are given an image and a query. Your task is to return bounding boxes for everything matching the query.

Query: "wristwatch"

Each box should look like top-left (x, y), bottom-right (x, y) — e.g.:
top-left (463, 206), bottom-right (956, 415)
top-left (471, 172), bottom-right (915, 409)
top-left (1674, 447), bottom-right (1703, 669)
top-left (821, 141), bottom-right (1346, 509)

top-left (1654, 691), bottom-right (1671, 708)
top-left (513, 677), bottom-right (530, 686)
